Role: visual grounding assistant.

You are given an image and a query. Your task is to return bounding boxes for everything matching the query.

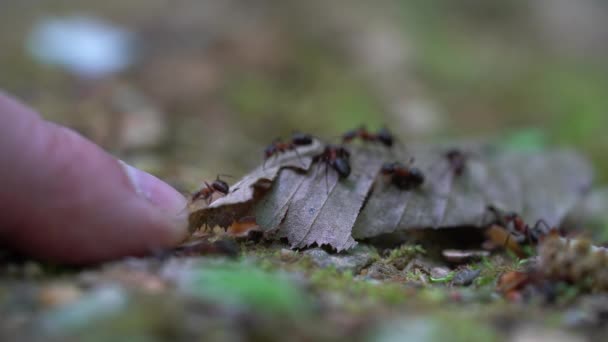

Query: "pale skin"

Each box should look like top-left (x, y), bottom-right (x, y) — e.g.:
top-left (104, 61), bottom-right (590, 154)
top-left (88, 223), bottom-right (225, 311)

top-left (0, 91), bottom-right (189, 265)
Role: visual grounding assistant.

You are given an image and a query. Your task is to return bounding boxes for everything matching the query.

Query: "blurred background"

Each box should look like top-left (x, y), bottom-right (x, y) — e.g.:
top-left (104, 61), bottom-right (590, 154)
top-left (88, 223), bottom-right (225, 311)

top-left (2, 0), bottom-right (608, 190)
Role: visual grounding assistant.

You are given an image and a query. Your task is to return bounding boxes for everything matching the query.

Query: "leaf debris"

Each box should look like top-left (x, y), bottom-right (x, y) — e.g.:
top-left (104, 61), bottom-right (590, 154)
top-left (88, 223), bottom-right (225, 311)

top-left (189, 139), bottom-right (593, 251)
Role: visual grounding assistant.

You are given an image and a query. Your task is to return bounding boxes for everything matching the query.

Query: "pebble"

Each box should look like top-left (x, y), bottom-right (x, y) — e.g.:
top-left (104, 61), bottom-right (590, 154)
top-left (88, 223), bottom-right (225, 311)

top-left (452, 269), bottom-right (481, 286)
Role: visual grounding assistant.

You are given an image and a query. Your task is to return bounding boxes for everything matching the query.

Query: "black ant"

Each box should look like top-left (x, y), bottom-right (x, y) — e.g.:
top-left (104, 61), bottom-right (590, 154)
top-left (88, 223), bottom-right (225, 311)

top-left (314, 145), bottom-right (351, 193)
top-left (341, 126), bottom-right (394, 147)
top-left (487, 206), bottom-right (555, 245)
top-left (381, 159), bottom-right (425, 190)
top-left (191, 175), bottom-right (231, 204)
top-left (263, 132), bottom-right (313, 168)
top-left (444, 148), bottom-right (468, 176)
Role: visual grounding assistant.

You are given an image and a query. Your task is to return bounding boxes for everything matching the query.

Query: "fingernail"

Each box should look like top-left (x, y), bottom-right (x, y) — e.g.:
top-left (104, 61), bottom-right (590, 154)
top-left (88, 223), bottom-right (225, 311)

top-left (118, 160), bottom-right (188, 217)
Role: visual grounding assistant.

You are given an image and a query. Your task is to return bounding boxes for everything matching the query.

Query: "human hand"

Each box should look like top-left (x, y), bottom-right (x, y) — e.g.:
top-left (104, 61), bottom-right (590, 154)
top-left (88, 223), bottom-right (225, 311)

top-left (0, 91), bottom-right (188, 265)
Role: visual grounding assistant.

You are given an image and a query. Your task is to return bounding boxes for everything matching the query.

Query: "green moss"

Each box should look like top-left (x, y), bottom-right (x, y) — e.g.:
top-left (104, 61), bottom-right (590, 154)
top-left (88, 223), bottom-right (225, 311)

top-left (183, 261), bottom-right (312, 316)
top-left (469, 256), bottom-right (524, 288)
top-left (386, 244), bottom-right (426, 263)
top-left (308, 267), bottom-right (408, 307)
top-left (431, 314), bottom-right (499, 342)
top-left (429, 271), bottom-right (455, 283)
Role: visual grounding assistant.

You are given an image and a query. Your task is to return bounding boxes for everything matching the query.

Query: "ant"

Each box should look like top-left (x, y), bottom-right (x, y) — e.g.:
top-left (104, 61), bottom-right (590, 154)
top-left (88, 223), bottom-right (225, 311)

top-left (375, 127), bottom-right (394, 147)
top-left (444, 148), bottom-right (467, 176)
top-left (381, 159), bottom-right (425, 190)
top-left (487, 206), bottom-right (555, 245)
top-left (314, 145), bottom-right (351, 193)
top-left (341, 126), bottom-right (394, 147)
top-left (191, 175), bottom-right (231, 204)
top-left (263, 132), bottom-right (313, 168)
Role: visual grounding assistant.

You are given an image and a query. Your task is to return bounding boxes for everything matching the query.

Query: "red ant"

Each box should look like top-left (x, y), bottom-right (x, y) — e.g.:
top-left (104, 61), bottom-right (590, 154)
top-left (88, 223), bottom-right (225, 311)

top-left (314, 145), bottom-right (351, 193)
top-left (381, 159), bottom-right (425, 190)
top-left (263, 132), bottom-right (313, 168)
top-left (487, 206), bottom-right (555, 245)
top-left (342, 126), bottom-right (394, 147)
top-left (191, 175), bottom-right (231, 204)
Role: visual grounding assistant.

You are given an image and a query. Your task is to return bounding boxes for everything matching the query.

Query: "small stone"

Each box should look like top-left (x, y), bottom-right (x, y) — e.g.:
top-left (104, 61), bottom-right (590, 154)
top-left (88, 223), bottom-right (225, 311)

top-left (280, 249), bottom-right (296, 261)
top-left (303, 245), bottom-right (375, 274)
top-left (442, 249), bottom-right (490, 264)
top-left (430, 267), bottom-right (451, 279)
top-left (452, 269), bottom-right (481, 286)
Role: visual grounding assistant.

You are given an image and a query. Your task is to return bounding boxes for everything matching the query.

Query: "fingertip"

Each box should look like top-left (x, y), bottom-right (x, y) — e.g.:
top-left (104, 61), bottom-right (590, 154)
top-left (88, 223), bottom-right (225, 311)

top-left (0, 93), bottom-right (190, 264)
top-left (118, 160), bottom-right (188, 218)
top-left (118, 159), bottom-right (191, 246)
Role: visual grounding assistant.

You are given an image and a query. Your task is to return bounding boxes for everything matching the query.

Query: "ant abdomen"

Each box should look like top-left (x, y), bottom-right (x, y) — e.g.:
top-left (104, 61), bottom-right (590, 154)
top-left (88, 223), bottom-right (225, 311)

top-left (381, 160), bottom-right (425, 190)
top-left (333, 157), bottom-right (351, 178)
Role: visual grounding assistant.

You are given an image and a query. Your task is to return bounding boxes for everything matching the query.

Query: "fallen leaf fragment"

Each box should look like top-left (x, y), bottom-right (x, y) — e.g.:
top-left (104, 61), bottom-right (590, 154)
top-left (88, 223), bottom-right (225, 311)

top-left (189, 138), bottom-right (593, 252)
top-left (280, 146), bottom-right (384, 250)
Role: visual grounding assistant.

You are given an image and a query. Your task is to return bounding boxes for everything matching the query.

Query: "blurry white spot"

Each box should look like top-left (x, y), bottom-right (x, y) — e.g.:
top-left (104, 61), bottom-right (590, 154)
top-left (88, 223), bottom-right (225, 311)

top-left (27, 16), bottom-right (135, 78)
top-left (393, 98), bottom-right (443, 136)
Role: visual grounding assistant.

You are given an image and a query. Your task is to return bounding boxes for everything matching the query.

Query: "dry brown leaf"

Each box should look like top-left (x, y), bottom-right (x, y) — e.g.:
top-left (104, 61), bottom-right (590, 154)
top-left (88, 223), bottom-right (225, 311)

top-left (189, 140), bottom-right (593, 251)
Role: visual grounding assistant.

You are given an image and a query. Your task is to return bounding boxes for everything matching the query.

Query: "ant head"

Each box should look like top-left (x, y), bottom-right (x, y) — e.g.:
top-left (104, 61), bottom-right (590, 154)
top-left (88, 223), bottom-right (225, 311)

top-left (291, 132), bottom-right (313, 146)
top-left (264, 145), bottom-right (276, 158)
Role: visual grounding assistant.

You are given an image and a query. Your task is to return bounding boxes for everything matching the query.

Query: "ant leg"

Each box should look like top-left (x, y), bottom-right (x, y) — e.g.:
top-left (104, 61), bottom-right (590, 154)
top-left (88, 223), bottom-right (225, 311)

top-left (203, 181), bottom-right (212, 204)
top-left (485, 205), bottom-right (509, 227)
top-left (531, 219), bottom-right (553, 242)
top-left (534, 219), bottom-right (552, 233)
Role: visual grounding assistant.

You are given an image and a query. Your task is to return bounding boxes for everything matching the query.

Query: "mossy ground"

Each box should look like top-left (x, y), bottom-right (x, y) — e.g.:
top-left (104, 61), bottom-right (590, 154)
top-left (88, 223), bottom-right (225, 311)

top-left (2, 239), bottom-right (605, 341)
